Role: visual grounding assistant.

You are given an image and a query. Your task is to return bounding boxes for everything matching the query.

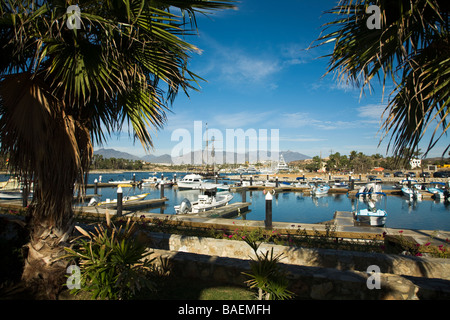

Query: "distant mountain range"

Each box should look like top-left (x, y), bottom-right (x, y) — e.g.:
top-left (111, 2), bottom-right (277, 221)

top-left (94, 148), bottom-right (311, 164)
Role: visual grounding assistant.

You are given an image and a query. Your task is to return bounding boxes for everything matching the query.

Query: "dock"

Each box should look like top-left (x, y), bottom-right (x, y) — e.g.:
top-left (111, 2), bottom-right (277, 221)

top-left (195, 202), bottom-right (251, 218)
top-left (95, 197), bottom-right (168, 210)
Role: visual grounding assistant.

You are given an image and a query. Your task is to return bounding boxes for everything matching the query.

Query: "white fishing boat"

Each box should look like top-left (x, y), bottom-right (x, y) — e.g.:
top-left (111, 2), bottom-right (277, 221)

top-left (242, 180), bottom-right (264, 187)
top-left (356, 182), bottom-right (383, 199)
top-left (89, 193), bottom-right (149, 207)
top-left (333, 179), bottom-right (348, 188)
top-left (175, 189), bottom-right (233, 214)
top-left (176, 174), bottom-right (203, 189)
top-left (355, 198), bottom-right (387, 227)
top-left (264, 180), bottom-right (277, 187)
top-left (401, 186), bottom-right (422, 200)
top-left (292, 177), bottom-right (309, 188)
top-left (310, 184), bottom-right (330, 196)
top-left (108, 179), bottom-right (133, 185)
top-left (426, 182), bottom-right (448, 200)
top-left (394, 179), bottom-right (418, 189)
top-left (176, 174), bottom-right (227, 190)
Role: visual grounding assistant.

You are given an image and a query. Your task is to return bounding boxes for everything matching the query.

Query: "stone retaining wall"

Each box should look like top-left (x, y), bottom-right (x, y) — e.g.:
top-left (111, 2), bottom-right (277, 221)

top-left (145, 232), bottom-right (450, 300)
top-left (146, 232), bottom-right (450, 279)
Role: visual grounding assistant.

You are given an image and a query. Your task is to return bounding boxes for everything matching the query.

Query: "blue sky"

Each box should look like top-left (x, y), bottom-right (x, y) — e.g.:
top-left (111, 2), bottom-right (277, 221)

top-left (97, 0), bottom-right (448, 159)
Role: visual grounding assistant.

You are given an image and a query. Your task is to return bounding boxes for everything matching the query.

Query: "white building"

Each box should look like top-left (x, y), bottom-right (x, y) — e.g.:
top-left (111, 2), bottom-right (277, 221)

top-left (410, 158), bottom-right (421, 169)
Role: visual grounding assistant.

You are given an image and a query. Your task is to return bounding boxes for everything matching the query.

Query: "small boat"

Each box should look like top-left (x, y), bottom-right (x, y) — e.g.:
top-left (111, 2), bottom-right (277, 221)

top-left (242, 180), bottom-right (264, 187)
top-left (355, 198), bottom-right (387, 227)
top-left (264, 181), bottom-right (277, 187)
top-left (174, 189), bottom-right (233, 214)
top-left (333, 179), bottom-right (348, 188)
top-left (355, 208), bottom-right (387, 227)
top-left (0, 189), bottom-right (33, 200)
top-left (108, 179), bottom-right (133, 185)
top-left (394, 179), bottom-right (418, 189)
top-left (177, 174), bottom-right (228, 190)
top-left (401, 186), bottom-right (422, 200)
top-left (310, 184), bottom-right (330, 196)
top-left (356, 183), bottom-right (383, 199)
top-left (425, 182), bottom-right (449, 200)
top-left (292, 177), bottom-right (309, 188)
top-left (89, 193), bottom-right (149, 207)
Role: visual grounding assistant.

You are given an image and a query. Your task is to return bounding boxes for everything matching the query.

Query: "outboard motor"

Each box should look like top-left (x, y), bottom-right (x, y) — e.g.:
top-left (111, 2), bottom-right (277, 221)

top-left (88, 196), bottom-right (99, 206)
top-left (178, 198), bottom-right (192, 214)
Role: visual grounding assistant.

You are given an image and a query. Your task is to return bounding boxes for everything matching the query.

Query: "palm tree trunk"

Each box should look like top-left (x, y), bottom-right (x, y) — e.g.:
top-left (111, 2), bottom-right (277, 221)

top-left (21, 197), bottom-right (74, 299)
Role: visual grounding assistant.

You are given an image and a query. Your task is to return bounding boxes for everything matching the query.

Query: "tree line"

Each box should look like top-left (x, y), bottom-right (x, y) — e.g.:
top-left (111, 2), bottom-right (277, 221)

top-left (90, 155), bottom-right (144, 171)
top-left (301, 150), bottom-right (450, 173)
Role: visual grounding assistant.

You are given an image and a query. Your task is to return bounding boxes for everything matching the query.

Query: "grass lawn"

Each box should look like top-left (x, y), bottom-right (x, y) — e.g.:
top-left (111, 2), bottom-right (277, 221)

top-left (58, 275), bottom-right (256, 300)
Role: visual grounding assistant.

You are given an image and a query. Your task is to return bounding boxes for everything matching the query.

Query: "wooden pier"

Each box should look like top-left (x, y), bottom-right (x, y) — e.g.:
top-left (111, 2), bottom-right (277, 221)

top-left (95, 197), bottom-right (168, 210)
top-left (195, 202), bottom-right (251, 219)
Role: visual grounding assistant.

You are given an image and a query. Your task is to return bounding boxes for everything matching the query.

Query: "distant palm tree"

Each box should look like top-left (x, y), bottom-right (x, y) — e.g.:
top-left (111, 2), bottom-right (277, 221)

top-left (0, 0), bottom-right (234, 298)
top-left (315, 0), bottom-right (449, 160)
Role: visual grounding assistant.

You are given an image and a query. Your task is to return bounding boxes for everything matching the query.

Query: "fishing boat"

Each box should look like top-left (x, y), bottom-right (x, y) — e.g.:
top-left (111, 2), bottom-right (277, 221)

top-left (264, 180), bottom-right (277, 187)
top-left (176, 174), bottom-right (227, 190)
top-left (89, 193), bottom-right (149, 207)
top-left (108, 179), bottom-right (133, 185)
top-left (394, 179), bottom-right (418, 189)
top-left (426, 182), bottom-right (449, 200)
top-left (174, 189), bottom-right (233, 214)
top-left (333, 179), bottom-right (348, 188)
top-left (401, 186), bottom-right (422, 200)
top-left (176, 174), bottom-right (204, 189)
top-left (292, 177), bottom-right (309, 188)
top-left (356, 182), bottom-right (383, 199)
top-left (355, 197), bottom-right (387, 227)
top-left (310, 183), bottom-right (330, 196)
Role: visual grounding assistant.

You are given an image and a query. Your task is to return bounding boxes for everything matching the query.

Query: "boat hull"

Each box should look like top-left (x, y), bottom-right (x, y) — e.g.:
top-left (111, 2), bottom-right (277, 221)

top-left (356, 209), bottom-right (387, 227)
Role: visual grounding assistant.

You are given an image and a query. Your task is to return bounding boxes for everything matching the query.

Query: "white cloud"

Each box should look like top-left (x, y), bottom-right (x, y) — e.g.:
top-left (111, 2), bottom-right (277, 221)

top-left (220, 52), bottom-right (281, 83)
top-left (357, 104), bottom-right (387, 120)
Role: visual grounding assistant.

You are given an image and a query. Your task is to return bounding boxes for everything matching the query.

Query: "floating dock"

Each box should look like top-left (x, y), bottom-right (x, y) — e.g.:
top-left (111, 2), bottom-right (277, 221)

top-left (194, 202), bottom-right (251, 219)
top-left (95, 197), bottom-right (168, 210)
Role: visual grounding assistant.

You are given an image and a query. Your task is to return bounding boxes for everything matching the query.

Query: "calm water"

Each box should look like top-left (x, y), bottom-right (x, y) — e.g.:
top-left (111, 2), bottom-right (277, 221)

top-left (3, 172), bottom-right (449, 231)
top-left (83, 172), bottom-right (450, 232)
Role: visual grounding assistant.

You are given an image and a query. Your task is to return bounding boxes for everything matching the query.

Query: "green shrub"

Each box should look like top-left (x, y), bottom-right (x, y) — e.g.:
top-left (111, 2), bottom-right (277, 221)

top-left (64, 211), bottom-right (155, 300)
top-left (242, 238), bottom-right (294, 300)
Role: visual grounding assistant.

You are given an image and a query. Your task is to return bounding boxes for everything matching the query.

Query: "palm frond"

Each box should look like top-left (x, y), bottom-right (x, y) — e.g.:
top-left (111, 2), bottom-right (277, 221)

top-left (315, 0), bottom-right (450, 157)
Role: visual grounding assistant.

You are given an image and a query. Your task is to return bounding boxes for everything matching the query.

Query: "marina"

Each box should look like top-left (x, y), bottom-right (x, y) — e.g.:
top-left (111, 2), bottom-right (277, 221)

top-left (1, 172), bottom-right (449, 233)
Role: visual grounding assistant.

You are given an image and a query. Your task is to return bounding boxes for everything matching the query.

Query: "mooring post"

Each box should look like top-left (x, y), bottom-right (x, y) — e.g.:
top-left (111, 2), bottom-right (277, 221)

top-left (250, 176), bottom-right (253, 186)
top-left (275, 177), bottom-right (279, 187)
top-left (94, 178), bottom-right (98, 195)
top-left (265, 191), bottom-right (273, 230)
top-left (117, 186), bottom-right (123, 217)
top-left (21, 178), bottom-right (28, 208)
top-left (241, 189), bottom-right (246, 203)
top-left (160, 182), bottom-right (165, 199)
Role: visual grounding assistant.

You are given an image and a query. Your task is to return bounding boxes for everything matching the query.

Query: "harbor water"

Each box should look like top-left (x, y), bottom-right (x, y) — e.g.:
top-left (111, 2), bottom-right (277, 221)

top-left (82, 172), bottom-right (450, 232)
